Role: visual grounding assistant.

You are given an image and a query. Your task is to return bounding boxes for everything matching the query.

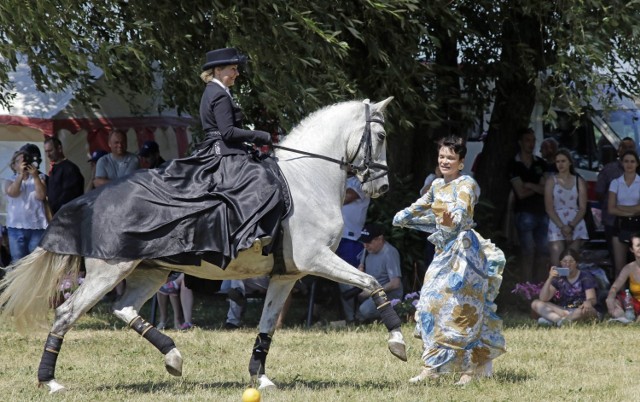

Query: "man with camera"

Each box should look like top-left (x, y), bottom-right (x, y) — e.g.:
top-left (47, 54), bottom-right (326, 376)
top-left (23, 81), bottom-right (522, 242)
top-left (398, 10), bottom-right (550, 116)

top-left (44, 137), bottom-right (85, 215)
top-left (2, 144), bottom-right (48, 262)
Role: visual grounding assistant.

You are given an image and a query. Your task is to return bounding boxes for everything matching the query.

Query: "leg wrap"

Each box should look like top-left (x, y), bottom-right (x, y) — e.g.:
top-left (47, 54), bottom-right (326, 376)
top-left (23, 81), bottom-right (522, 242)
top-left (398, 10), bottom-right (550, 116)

top-left (372, 288), bottom-right (402, 331)
top-left (248, 332), bottom-right (272, 376)
top-left (129, 316), bottom-right (176, 355)
top-left (38, 333), bottom-right (64, 382)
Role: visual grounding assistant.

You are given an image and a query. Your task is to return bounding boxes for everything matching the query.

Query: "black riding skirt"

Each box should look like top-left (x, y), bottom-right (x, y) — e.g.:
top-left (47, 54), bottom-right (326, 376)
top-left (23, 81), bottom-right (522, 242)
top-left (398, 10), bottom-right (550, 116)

top-left (40, 142), bottom-right (288, 268)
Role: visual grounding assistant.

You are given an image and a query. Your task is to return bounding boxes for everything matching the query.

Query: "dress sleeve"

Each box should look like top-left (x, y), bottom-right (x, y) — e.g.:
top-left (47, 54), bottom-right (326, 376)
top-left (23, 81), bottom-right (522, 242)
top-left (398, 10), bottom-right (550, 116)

top-left (392, 184), bottom-right (436, 233)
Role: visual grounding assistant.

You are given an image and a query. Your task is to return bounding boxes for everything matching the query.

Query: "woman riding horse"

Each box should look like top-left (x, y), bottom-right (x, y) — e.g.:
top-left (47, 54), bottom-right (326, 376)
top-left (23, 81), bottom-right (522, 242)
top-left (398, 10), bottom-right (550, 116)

top-left (41, 47), bottom-right (287, 269)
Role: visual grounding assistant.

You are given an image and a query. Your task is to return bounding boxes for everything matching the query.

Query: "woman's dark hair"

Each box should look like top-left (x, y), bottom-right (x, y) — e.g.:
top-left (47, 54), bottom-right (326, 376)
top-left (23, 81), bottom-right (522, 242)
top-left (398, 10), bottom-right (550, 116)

top-left (437, 136), bottom-right (467, 159)
top-left (559, 248), bottom-right (579, 263)
top-left (621, 149), bottom-right (640, 165)
top-left (555, 148), bottom-right (576, 175)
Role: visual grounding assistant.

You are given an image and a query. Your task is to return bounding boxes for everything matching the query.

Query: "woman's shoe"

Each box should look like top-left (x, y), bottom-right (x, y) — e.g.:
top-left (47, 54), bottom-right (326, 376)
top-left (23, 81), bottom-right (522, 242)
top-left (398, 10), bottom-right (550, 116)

top-left (454, 373), bottom-right (474, 386)
top-left (157, 321), bottom-right (166, 330)
top-left (409, 367), bottom-right (439, 383)
top-left (179, 322), bottom-right (194, 331)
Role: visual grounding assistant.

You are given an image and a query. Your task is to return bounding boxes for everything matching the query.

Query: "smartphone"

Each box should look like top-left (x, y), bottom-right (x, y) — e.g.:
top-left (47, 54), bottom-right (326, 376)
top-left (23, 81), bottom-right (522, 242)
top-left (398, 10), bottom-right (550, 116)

top-left (555, 267), bottom-right (570, 277)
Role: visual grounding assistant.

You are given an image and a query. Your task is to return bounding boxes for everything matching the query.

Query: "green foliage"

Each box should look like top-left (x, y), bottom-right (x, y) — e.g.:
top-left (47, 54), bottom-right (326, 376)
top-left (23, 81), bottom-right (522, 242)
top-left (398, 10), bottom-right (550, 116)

top-left (2, 0), bottom-right (640, 234)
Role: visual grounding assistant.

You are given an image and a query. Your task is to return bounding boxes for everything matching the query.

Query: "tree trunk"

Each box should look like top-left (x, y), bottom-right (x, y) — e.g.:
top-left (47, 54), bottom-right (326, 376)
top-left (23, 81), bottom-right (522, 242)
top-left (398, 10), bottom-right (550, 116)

top-left (474, 13), bottom-right (544, 233)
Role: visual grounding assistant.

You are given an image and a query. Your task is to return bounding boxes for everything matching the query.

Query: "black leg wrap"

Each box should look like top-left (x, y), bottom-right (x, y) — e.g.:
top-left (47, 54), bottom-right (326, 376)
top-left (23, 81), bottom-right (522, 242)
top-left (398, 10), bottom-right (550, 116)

top-left (248, 332), bottom-right (272, 376)
top-left (372, 289), bottom-right (402, 331)
top-left (38, 333), bottom-right (64, 382)
top-left (130, 316), bottom-right (176, 354)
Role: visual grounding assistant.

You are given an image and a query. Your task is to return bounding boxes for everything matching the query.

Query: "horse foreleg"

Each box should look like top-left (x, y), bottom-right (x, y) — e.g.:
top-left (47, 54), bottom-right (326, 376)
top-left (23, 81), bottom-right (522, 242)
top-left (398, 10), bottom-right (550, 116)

top-left (249, 277), bottom-right (297, 390)
top-left (112, 266), bottom-right (183, 377)
top-left (302, 249), bottom-right (407, 362)
top-left (39, 258), bottom-right (139, 394)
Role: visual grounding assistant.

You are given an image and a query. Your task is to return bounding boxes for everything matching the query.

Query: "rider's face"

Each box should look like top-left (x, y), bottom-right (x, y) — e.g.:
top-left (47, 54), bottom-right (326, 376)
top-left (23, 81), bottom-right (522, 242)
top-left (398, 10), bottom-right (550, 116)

top-left (216, 65), bottom-right (239, 87)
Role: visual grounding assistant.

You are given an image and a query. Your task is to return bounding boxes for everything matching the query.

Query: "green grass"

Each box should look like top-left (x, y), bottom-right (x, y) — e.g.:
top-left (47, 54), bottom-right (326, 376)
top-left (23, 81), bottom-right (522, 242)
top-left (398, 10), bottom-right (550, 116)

top-left (0, 295), bottom-right (639, 401)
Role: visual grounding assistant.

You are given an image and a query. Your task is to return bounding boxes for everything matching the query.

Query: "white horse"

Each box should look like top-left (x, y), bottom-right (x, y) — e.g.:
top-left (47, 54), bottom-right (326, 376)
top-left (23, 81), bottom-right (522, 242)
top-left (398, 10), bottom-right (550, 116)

top-left (0, 97), bottom-right (406, 394)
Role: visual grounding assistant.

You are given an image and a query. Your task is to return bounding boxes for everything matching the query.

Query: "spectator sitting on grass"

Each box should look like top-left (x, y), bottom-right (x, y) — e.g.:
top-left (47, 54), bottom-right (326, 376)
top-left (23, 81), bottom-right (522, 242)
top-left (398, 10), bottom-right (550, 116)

top-left (531, 248), bottom-right (599, 327)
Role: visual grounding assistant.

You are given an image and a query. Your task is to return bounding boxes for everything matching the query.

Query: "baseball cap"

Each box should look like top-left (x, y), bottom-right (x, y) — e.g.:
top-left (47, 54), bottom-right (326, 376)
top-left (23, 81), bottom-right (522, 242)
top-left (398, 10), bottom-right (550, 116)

top-left (358, 223), bottom-right (385, 243)
top-left (88, 149), bottom-right (108, 162)
top-left (138, 140), bottom-right (159, 157)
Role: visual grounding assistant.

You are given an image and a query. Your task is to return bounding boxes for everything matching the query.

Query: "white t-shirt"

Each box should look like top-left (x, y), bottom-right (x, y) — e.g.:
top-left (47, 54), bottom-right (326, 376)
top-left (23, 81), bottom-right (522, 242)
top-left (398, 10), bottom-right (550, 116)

top-left (3, 173), bottom-right (48, 229)
top-left (342, 176), bottom-right (370, 240)
top-left (609, 174), bottom-right (640, 206)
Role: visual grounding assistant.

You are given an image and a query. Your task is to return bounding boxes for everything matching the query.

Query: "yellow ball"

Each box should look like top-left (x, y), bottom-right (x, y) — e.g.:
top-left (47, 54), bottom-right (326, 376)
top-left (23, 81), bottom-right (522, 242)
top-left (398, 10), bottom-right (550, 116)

top-left (242, 387), bottom-right (261, 402)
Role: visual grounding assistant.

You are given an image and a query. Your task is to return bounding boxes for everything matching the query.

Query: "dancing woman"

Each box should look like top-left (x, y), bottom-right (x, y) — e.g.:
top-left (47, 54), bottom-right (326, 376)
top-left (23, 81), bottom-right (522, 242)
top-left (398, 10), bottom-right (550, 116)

top-left (393, 136), bottom-right (506, 385)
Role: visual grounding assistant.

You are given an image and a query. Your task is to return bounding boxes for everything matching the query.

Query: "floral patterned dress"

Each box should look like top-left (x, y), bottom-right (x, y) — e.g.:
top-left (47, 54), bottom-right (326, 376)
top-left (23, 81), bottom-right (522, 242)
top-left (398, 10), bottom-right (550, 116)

top-left (548, 175), bottom-right (588, 241)
top-left (393, 175), bottom-right (506, 373)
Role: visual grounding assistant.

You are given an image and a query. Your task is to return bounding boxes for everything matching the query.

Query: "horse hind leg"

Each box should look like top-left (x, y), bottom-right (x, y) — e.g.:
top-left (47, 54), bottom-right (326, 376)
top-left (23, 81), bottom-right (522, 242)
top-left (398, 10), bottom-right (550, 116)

top-left (39, 258), bottom-right (140, 394)
top-left (111, 264), bottom-right (183, 377)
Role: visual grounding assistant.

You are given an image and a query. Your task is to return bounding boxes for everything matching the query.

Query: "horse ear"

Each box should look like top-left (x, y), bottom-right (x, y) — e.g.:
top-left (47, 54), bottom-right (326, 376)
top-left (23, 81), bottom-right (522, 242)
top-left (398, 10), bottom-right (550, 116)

top-left (371, 97), bottom-right (394, 113)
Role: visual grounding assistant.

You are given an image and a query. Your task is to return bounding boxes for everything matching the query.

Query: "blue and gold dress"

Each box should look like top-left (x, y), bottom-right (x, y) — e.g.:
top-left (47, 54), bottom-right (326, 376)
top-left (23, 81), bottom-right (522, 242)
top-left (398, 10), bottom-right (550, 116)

top-left (393, 175), bottom-right (506, 373)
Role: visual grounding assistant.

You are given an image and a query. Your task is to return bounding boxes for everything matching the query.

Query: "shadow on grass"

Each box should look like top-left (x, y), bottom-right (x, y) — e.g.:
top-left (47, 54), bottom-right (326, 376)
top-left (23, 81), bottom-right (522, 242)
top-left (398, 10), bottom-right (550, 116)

top-left (89, 368), bottom-right (534, 395)
top-left (92, 377), bottom-right (401, 394)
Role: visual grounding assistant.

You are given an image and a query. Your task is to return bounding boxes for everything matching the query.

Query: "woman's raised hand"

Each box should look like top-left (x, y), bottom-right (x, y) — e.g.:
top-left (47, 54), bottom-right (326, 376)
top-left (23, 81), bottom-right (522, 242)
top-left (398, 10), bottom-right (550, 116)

top-left (441, 210), bottom-right (454, 227)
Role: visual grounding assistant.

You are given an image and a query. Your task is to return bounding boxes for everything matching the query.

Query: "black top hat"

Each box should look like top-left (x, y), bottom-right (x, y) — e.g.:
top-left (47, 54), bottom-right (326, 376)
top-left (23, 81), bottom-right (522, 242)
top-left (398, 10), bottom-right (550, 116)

top-left (202, 48), bottom-right (248, 71)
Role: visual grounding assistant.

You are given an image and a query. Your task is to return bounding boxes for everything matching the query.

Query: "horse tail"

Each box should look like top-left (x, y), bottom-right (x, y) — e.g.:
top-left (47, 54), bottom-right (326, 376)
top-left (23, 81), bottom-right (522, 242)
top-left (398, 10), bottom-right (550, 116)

top-left (0, 247), bottom-right (81, 333)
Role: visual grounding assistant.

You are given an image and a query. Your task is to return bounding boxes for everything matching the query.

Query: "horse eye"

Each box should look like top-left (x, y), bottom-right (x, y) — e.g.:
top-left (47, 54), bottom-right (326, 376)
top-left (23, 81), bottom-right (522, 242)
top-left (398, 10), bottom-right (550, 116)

top-left (377, 131), bottom-right (386, 140)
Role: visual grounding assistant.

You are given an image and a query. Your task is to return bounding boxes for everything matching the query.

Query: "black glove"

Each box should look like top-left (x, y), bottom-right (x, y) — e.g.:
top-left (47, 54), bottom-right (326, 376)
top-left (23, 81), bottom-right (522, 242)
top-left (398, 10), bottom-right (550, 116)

top-left (253, 130), bottom-right (273, 146)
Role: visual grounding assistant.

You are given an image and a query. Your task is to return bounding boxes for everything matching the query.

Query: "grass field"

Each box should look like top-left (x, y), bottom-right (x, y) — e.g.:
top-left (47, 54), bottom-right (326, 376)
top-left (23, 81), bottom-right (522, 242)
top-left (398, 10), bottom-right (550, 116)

top-left (0, 294), bottom-right (639, 401)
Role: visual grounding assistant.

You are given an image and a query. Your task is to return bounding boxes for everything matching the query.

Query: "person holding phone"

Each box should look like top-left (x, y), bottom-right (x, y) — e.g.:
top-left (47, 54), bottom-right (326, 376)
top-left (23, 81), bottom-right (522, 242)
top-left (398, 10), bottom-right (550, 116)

top-left (2, 147), bottom-right (48, 262)
top-left (531, 248), bottom-right (599, 326)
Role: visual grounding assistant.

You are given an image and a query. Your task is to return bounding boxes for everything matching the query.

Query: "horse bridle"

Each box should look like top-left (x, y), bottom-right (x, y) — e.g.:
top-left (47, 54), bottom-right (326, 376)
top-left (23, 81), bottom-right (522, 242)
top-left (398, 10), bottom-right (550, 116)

top-left (271, 103), bottom-right (389, 183)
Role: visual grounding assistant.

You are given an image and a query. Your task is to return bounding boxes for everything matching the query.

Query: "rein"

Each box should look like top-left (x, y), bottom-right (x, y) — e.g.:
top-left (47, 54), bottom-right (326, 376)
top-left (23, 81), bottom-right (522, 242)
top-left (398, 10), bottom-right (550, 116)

top-left (271, 103), bottom-right (388, 183)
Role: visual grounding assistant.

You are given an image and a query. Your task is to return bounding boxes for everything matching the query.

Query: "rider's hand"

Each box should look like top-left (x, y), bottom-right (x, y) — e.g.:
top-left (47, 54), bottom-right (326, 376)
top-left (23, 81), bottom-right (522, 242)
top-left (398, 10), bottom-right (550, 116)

top-left (254, 131), bottom-right (272, 146)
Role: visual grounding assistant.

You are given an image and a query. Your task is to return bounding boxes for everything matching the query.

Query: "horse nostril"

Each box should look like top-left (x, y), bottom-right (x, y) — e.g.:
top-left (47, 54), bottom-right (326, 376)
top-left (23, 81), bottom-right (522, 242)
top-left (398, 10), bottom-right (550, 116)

top-left (379, 184), bottom-right (389, 193)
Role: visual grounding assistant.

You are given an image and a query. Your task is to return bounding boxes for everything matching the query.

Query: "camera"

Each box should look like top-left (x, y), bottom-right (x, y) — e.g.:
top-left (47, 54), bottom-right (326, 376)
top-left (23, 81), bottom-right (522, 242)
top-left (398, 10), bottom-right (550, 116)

top-left (23, 153), bottom-right (40, 169)
top-left (555, 267), bottom-right (570, 277)
top-left (19, 143), bottom-right (42, 169)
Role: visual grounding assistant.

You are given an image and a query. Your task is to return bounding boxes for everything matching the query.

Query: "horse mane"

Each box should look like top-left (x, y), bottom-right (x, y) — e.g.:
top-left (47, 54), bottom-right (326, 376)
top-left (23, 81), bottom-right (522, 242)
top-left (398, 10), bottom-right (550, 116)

top-left (280, 100), bottom-right (365, 144)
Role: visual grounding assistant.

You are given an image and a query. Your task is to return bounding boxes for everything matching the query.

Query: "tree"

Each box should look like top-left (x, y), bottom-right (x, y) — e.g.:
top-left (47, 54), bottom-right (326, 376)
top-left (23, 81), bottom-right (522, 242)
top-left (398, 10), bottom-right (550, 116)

top-left (2, 0), bottom-right (640, 236)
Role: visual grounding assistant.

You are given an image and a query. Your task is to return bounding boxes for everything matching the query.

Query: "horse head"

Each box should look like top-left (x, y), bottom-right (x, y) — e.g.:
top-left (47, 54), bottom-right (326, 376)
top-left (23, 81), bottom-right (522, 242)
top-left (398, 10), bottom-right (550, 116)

top-left (349, 97), bottom-right (393, 198)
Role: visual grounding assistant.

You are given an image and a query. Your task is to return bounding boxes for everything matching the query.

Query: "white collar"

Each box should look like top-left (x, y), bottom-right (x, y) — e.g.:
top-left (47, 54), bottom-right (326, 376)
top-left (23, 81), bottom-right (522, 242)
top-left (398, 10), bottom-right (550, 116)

top-left (212, 79), bottom-right (231, 97)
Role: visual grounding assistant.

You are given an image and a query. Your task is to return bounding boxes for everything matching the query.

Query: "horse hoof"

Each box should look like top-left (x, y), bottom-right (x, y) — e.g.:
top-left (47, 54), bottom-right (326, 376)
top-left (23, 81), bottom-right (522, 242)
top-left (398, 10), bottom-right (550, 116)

top-left (41, 379), bottom-right (66, 394)
top-left (254, 374), bottom-right (276, 390)
top-left (164, 348), bottom-right (183, 376)
top-left (388, 330), bottom-right (407, 362)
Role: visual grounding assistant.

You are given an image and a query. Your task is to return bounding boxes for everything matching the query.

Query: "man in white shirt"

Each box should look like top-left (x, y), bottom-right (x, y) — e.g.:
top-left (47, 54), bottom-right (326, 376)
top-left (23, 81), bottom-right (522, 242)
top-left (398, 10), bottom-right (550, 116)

top-left (337, 175), bottom-right (371, 321)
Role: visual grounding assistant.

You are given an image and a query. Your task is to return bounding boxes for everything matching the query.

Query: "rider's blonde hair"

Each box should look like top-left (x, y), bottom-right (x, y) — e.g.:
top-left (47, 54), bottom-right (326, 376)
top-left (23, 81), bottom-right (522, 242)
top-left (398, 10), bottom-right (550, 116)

top-left (200, 68), bottom-right (216, 83)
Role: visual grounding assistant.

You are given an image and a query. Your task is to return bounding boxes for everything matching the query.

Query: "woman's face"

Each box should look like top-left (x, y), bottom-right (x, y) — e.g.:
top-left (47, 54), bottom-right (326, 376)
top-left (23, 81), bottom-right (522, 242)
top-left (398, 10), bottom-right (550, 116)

top-left (555, 153), bottom-right (571, 173)
top-left (12, 153), bottom-right (24, 172)
top-left (438, 146), bottom-right (462, 180)
top-left (622, 154), bottom-right (638, 173)
top-left (216, 65), bottom-right (239, 87)
top-left (560, 254), bottom-right (578, 272)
